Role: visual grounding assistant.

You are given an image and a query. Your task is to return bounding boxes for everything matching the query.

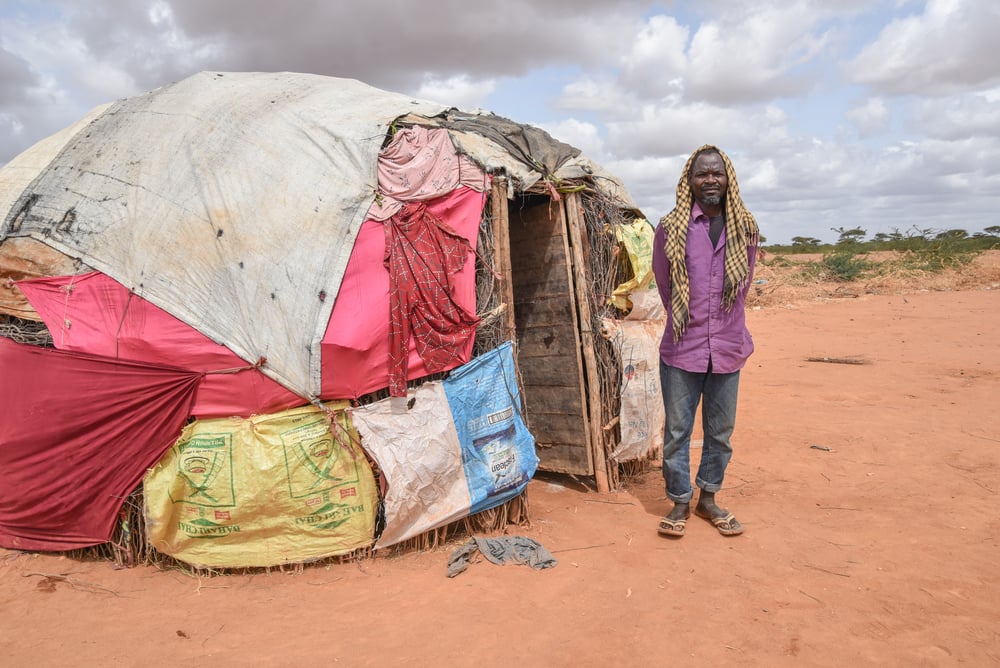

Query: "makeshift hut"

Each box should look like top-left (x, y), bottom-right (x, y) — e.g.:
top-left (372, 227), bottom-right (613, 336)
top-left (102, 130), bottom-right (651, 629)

top-left (0, 71), bottom-right (665, 569)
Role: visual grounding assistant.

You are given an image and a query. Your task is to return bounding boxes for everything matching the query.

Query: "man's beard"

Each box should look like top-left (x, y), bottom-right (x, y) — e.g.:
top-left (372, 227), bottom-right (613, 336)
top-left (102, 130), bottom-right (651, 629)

top-left (699, 194), bottom-right (723, 207)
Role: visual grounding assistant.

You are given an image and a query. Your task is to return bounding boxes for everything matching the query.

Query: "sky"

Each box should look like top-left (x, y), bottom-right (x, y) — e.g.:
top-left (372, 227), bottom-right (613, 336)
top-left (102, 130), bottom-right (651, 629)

top-left (1, 0), bottom-right (998, 244)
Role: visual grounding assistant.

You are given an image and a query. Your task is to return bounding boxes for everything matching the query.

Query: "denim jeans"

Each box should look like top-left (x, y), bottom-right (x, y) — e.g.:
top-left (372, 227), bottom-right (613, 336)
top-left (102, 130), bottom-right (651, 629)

top-left (660, 360), bottom-right (740, 503)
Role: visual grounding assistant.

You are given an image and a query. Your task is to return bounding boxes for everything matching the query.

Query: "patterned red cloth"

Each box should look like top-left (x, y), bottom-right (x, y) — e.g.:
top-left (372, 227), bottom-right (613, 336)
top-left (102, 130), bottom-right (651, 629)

top-left (384, 201), bottom-right (480, 396)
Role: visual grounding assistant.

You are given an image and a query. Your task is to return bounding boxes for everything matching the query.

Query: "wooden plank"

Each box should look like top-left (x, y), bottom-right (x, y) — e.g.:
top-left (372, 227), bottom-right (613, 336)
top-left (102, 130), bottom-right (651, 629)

top-left (523, 388), bottom-right (584, 416)
top-left (524, 411), bottom-right (588, 445)
top-left (509, 233), bottom-right (570, 270)
top-left (516, 325), bottom-right (579, 360)
top-left (565, 192), bottom-right (612, 492)
top-left (530, 442), bottom-right (592, 474)
top-left (513, 293), bottom-right (577, 320)
top-left (508, 263), bottom-right (571, 293)
top-left (490, 177), bottom-right (517, 343)
top-left (519, 360), bottom-right (582, 388)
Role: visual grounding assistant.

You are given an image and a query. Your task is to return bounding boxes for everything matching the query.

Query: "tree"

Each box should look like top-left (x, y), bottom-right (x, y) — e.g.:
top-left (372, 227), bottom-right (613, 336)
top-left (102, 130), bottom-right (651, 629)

top-left (791, 236), bottom-right (821, 247)
top-left (935, 229), bottom-right (968, 240)
top-left (831, 226), bottom-right (866, 245)
top-left (984, 225), bottom-right (1000, 237)
top-left (907, 226), bottom-right (935, 240)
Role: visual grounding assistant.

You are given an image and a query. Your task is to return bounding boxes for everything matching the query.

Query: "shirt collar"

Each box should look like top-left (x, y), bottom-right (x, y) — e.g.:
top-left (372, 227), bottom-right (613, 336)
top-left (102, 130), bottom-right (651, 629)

top-left (690, 201), bottom-right (708, 222)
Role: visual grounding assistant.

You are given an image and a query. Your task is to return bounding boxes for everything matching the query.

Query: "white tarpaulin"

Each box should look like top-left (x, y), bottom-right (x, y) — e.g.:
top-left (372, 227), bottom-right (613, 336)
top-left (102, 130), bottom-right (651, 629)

top-left (0, 71), bottom-right (446, 398)
top-left (351, 382), bottom-right (471, 548)
top-left (0, 103), bottom-right (111, 221)
top-left (604, 291), bottom-right (666, 463)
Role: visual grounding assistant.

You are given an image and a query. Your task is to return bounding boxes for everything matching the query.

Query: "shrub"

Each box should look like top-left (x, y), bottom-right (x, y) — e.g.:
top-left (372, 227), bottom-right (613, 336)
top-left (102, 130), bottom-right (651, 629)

top-left (819, 250), bottom-right (869, 282)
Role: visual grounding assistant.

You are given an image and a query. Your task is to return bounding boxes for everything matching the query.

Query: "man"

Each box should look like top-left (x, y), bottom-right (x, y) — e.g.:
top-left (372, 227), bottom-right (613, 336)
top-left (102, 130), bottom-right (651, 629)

top-left (652, 145), bottom-right (759, 537)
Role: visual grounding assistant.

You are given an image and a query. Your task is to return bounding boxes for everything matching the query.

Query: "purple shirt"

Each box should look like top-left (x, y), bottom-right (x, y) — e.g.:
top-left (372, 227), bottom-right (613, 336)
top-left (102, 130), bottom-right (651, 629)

top-left (651, 203), bottom-right (757, 374)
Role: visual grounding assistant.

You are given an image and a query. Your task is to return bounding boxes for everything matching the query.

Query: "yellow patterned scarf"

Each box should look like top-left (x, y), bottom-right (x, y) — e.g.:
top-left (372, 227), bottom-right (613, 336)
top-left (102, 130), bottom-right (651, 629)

top-left (659, 145), bottom-right (759, 342)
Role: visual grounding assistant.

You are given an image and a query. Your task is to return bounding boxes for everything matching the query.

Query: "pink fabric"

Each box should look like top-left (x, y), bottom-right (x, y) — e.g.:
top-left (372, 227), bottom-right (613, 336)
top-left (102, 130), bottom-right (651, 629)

top-left (17, 273), bottom-right (304, 418)
top-left (322, 186), bottom-right (484, 398)
top-left (367, 126), bottom-right (488, 221)
top-left (0, 337), bottom-right (202, 551)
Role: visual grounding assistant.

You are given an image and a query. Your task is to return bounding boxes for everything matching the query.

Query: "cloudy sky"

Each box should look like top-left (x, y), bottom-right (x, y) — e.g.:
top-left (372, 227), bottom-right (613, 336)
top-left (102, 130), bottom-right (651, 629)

top-left (1, 0), bottom-right (998, 244)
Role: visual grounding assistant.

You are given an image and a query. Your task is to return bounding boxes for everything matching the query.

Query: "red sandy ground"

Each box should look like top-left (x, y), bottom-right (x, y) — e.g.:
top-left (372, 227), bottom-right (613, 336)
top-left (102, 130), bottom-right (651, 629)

top-left (2, 252), bottom-right (999, 667)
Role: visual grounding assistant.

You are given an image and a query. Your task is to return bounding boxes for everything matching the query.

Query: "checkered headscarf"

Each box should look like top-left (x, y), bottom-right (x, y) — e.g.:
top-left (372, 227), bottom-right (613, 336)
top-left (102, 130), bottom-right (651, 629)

top-left (659, 145), bottom-right (759, 342)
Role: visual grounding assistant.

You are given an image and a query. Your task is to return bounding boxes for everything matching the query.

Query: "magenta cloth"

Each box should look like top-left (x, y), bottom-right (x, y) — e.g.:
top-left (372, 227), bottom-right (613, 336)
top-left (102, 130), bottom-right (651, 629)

top-left (322, 186), bottom-right (484, 399)
top-left (651, 202), bottom-right (758, 374)
top-left (17, 272), bottom-right (304, 418)
top-left (0, 337), bottom-right (202, 551)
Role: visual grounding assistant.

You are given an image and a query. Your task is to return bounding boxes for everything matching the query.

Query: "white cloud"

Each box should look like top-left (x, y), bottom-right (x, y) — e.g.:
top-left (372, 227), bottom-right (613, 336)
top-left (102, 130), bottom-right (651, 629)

top-left (413, 74), bottom-right (496, 111)
top-left (847, 0), bottom-right (1000, 95)
top-left (541, 118), bottom-right (605, 161)
top-left (846, 97), bottom-right (890, 137)
top-left (911, 92), bottom-right (1000, 141)
top-left (555, 78), bottom-right (635, 117)
top-left (601, 155), bottom-right (686, 220)
top-left (619, 15), bottom-right (689, 100)
top-left (685, 3), bottom-right (833, 104)
top-left (604, 102), bottom-right (791, 159)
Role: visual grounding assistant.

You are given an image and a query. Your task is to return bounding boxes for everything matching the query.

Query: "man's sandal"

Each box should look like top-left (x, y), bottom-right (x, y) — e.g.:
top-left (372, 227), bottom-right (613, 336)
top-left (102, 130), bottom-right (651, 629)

top-left (657, 514), bottom-right (688, 537)
top-left (694, 508), bottom-right (743, 536)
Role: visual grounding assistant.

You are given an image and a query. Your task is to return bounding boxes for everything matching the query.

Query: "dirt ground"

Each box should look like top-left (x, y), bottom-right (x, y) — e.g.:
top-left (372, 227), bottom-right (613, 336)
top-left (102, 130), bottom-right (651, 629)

top-left (2, 251), bottom-right (999, 667)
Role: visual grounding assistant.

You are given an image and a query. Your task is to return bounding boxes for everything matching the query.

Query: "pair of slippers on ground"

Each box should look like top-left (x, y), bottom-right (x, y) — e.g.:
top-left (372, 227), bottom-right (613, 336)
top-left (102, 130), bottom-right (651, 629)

top-left (658, 507), bottom-right (743, 537)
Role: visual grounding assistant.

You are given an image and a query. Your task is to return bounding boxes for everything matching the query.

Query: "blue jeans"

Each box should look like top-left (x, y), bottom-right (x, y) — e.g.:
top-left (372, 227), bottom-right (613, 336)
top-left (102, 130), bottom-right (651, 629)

top-left (660, 361), bottom-right (740, 503)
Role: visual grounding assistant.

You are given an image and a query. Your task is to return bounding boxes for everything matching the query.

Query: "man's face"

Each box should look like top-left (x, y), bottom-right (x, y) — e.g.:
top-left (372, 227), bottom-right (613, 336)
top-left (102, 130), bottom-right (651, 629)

top-left (688, 152), bottom-right (728, 209)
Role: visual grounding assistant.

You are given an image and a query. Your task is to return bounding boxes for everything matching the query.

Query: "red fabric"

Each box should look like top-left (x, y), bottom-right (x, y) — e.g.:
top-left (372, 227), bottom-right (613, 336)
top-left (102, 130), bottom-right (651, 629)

top-left (383, 200), bottom-right (480, 396)
top-left (322, 186), bottom-right (484, 398)
top-left (0, 337), bottom-right (202, 551)
top-left (17, 272), bottom-right (304, 418)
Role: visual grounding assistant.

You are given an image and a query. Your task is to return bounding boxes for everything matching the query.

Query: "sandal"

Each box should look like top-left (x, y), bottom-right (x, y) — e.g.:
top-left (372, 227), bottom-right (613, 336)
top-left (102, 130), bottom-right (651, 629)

top-left (657, 509), bottom-right (690, 537)
top-left (694, 508), bottom-right (743, 536)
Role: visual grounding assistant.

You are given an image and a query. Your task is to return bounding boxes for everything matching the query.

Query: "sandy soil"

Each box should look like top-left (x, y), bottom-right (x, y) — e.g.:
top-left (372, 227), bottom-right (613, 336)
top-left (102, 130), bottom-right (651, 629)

top-left (2, 252), bottom-right (999, 667)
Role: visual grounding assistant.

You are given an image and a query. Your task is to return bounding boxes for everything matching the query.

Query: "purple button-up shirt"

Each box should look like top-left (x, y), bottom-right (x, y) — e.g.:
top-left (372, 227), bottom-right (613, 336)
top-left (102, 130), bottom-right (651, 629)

top-left (651, 203), bottom-right (757, 374)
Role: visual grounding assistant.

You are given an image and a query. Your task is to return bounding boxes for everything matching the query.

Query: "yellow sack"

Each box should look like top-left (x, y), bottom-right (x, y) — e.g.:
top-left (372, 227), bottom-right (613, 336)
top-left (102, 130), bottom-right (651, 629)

top-left (144, 402), bottom-right (377, 568)
top-left (610, 218), bottom-right (656, 311)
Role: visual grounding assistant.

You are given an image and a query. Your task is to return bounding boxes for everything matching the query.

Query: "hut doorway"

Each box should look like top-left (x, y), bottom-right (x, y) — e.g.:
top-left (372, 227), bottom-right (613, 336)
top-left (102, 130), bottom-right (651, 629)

top-left (506, 191), bottom-right (613, 492)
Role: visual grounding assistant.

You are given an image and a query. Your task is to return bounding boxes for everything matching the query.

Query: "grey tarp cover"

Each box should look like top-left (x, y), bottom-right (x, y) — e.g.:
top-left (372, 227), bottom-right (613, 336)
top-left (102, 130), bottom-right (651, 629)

top-left (436, 110), bottom-right (581, 178)
top-left (0, 72), bottom-right (447, 397)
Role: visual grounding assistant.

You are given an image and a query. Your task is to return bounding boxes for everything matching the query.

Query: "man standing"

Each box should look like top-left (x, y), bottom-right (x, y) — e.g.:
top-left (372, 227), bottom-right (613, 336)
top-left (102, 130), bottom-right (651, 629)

top-left (652, 145), bottom-right (758, 537)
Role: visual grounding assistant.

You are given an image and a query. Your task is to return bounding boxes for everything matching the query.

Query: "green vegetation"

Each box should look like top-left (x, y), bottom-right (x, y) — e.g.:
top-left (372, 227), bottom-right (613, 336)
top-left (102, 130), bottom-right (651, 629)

top-left (765, 226), bottom-right (999, 283)
top-left (770, 225), bottom-right (1000, 255)
top-left (820, 250), bottom-right (869, 281)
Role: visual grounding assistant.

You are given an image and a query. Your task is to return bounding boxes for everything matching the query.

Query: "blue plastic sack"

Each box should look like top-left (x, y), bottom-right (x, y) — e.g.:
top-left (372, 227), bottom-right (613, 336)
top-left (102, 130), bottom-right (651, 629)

top-left (443, 341), bottom-right (538, 515)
